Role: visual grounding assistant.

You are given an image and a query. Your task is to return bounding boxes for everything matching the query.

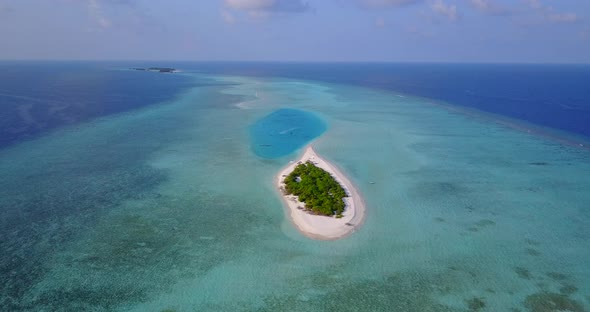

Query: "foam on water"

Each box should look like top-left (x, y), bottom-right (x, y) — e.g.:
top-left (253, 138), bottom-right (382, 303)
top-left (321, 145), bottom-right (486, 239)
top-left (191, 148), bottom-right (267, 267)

top-left (1, 73), bottom-right (589, 311)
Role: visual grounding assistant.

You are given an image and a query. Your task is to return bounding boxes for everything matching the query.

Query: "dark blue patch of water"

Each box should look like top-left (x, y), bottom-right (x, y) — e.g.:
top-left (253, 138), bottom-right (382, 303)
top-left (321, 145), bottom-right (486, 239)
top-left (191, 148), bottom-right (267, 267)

top-left (190, 62), bottom-right (590, 139)
top-left (0, 61), bottom-right (202, 149)
top-left (250, 108), bottom-right (327, 159)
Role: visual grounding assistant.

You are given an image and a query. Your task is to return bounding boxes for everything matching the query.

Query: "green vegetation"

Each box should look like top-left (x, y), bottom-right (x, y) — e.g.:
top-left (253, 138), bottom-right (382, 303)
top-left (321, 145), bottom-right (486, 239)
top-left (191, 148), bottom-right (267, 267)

top-left (283, 161), bottom-right (347, 217)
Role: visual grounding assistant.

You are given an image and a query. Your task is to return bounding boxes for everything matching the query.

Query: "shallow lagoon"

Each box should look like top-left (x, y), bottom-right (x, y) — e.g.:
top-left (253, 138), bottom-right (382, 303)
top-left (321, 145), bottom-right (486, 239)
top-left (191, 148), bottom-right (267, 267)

top-left (0, 71), bottom-right (589, 311)
top-left (250, 108), bottom-right (326, 159)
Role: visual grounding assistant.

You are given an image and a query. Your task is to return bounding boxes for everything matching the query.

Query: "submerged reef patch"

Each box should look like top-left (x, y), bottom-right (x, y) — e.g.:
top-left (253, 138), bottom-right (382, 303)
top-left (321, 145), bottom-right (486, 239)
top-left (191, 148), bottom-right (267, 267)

top-left (515, 267), bottom-right (533, 280)
top-left (524, 292), bottom-right (585, 312)
top-left (546, 272), bottom-right (569, 281)
top-left (466, 297), bottom-right (486, 311)
top-left (560, 284), bottom-right (579, 295)
top-left (259, 270), bottom-right (461, 312)
top-left (526, 248), bottom-right (542, 256)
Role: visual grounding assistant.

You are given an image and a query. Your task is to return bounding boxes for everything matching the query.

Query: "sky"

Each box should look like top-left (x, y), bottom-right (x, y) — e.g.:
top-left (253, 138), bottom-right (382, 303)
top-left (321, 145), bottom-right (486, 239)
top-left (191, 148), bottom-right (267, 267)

top-left (0, 0), bottom-right (589, 63)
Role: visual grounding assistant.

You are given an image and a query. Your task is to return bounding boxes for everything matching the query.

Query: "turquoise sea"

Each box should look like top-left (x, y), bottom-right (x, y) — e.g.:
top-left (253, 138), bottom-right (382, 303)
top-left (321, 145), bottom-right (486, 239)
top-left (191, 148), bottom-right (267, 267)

top-left (1, 64), bottom-right (589, 311)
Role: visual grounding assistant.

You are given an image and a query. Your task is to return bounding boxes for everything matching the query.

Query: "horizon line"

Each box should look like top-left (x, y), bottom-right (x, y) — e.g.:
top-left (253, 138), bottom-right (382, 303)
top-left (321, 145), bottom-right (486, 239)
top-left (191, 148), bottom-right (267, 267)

top-left (1, 59), bottom-right (589, 66)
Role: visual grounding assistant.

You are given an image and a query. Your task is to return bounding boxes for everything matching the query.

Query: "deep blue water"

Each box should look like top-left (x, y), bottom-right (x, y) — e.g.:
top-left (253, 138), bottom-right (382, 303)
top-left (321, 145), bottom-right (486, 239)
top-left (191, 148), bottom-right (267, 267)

top-left (250, 108), bottom-right (327, 158)
top-left (0, 62), bottom-right (198, 148)
top-left (1, 62), bottom-right (589, 150)
top-left (189, 62), bottom-right (590, 139)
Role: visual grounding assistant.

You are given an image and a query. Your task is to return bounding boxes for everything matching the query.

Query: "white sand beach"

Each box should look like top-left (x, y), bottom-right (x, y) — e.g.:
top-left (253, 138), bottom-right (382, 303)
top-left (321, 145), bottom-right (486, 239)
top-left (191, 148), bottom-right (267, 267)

top-left (277, 146), bottom-right (365, 240)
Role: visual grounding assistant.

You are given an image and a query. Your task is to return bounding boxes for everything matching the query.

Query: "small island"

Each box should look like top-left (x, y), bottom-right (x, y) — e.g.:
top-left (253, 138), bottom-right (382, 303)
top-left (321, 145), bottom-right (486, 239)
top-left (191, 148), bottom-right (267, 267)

top-left (277, 146), bottom-right (365, 240)
top-left (131, 67), bottom-right (177, 73)
top-left (284, 161), bottom-right (346, 217)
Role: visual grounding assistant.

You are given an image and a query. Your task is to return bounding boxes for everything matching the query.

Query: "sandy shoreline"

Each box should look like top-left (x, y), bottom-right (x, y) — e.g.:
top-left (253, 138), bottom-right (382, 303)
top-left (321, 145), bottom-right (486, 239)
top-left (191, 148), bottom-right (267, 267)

top-left (276, 146), bottom-right (365, 240)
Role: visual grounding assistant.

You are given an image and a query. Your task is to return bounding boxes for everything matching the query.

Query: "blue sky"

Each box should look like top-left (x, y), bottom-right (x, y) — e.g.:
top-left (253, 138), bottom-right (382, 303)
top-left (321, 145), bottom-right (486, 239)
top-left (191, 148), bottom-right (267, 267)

top-left (0, 0), bottom-right (588, 62)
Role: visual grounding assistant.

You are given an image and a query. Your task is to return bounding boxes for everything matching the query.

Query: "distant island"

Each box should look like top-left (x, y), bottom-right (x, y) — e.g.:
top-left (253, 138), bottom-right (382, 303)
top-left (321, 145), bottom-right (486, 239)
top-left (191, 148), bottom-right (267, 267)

top-left (131, 67), bottom-right (177, 73)
top-left (277, 146), bottom-right (365, 240)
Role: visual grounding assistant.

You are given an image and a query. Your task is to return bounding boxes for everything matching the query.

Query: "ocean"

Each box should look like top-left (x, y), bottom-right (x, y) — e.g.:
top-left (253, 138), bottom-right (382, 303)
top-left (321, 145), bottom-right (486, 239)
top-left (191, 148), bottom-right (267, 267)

top-left (193, 62), bottom-right (590, 139)
top-left (0, 61), bottom-right (589, 311)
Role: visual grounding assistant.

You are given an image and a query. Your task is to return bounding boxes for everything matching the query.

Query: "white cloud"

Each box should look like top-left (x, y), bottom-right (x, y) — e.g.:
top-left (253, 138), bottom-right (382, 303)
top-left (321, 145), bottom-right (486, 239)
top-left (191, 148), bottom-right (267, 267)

top-left (222, 0), bottom-right (310, 23)
top-left (524, 0), bottom-right (542, 10)
top-left (223, 0), bottom-right (310, 13)
top-left (224, 0), bottom-right (274, 11)
top-left (360, 0), bottom-right (422, 8)
top-left (469, 0), bottom-right (510, 15)
top-left (83, 0), bottom-right (161, 34)
top-left (430, 0), bottom-right (458, 21)
top-left (88, 0), bottom-right (112, 30)
top-left (523, 0), bottom-right (579, 24)
top-left (221, 9), bottom-right (236, 24)
top-left (97, 16), bottom-right (112, 28)
top-left (406, 25), bottom-right (434, 37)
top-left (547, 12), bottom-right (578, 23)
